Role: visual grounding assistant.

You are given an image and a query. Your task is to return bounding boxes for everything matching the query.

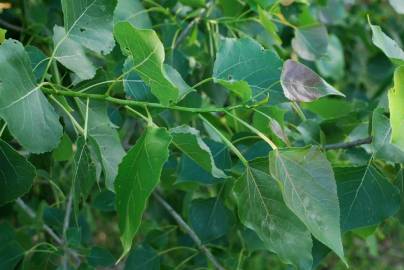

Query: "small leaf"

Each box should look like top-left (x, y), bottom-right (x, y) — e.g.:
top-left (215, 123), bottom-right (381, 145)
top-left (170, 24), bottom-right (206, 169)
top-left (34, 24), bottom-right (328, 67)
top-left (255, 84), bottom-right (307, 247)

top-left (234, 166), bottom-right (313, 269)
top-left (213, 37), bottom-right (285, 103)
top-left (371, 108), bottom-right (404, 163)
top-left (87, 247), bottom-right (115, 267)
top-left (124, 245), bottom-right (160, 270)
top-left (269, 146), bottom-right (345, 262)
top-left (53, 26), bottom-right (97, 83)
top-left (0, 28), bottom-right (6, 44)
top-left (369, 22), bottom-right (404, 66)
top-left (61, 0), bottom-right (116, 55)
top-left (335, 166), bottom-right (400, 231)
top-left (0, 139), bottom-right (36, 206)
top-left (189, 198), bottom-right (234, 242)
top-left (315, 35), bottom-right (345, 80)
top-left (0, 39), bottom-right (62, 153)
top-left (72, 137), bottom-right (97, 221)
top-left (388, 66), bottom-right (404, 151)
top-left (114, 0), bottom-right (152, 29)
top-left (292, 25), bottom-right (328, 61)
top-left (0, 223), bottom-right (24, 270)
top-left (115, 127), bottom-right (172, 257)
top-left (26, 45), bottom-right (49, 82)
top-left (123, 57), bottom-right (156, 102)
top-left (281, 60), bottom-right (345, 102)
top-left (170, 125), bottom-right (227, 179)
top-left (114, 22), bottom-right (180, 105)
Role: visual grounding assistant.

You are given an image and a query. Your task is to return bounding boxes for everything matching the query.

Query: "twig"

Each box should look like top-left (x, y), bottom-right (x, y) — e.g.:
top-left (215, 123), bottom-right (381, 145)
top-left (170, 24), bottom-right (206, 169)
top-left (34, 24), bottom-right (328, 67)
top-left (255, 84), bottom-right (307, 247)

top-left (0, 18), bottom-right (23, 32)
top-left (153, 192), bottom-right (226, 270)
top-left (62, 192), bottom-right (73, 269)
top-left (324, 137), bottom-right (372, 150)
top-left (15, 198), bottom-right (81, 265)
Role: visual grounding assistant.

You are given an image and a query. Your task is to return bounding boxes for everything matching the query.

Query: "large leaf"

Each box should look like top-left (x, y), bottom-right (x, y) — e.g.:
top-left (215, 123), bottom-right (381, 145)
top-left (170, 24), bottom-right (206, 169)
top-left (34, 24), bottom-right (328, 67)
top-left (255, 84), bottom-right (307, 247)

top-left (388, 66), bottom-right (404, 151)
top-left (114, 0), bottom-right (152, 29)
top-left (213, 37), bottom-right (285, 103)
top-left (371, 108), bottom-right (404, 163)
top-left (369, 22), bottom-right (404, 66)
top-left (0, 139), bottom-right (36, 206)
top-left (115, 127), bottom-right (172, 257)
top-left (124, 245), bottom-right (160, 270)
top-left (53, 26), bottom-right (97, 83)
top-left (114, 22), bottom-right (180, 105)
top-left (61, 0), bottom-right (116, 55)
top-left (292, 25), bottom-right (328, 61)
top-left (0, 39), bottom-right (62, 153)
top-left (170, 125), bottom-right (227, 179)
top-left (78, 100), bottom-right (125, 190)
top-left (389, 0), bottom-right (404, 14)
top-left (0, 223), bottom-right (24, 270)
top-left (234, 166), bottom-right (313, 270)
top-left (335, 166), bottom-right (400, 231)
top-left (268, 146), bottom-right (345, 261)
top-left (72, 137), bottom-right (97, 221)
top-left (281, 60), bottom-right (345, 102)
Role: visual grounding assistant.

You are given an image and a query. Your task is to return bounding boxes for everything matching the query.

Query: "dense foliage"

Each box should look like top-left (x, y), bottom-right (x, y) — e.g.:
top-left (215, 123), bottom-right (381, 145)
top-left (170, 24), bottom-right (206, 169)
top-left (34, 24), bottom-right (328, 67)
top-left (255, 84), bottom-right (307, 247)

top-left (0, 0), bottom-right (404, 269)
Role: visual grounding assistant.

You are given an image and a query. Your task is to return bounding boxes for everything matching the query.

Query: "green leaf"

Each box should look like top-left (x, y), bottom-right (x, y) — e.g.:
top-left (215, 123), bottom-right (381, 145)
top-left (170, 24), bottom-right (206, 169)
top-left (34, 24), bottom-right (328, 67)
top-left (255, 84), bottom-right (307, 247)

top-left (369, 22), bottom-right (404, 66)
top-left (315, 35), bottom-right (344, 80)
top-left (72, 137), bottom-right (97, 221)
top-left (114, 0), bottom-right (152, 29)
top-left (123, 57), bottom-right (156, 102)
top-left (61, 0), bottom-right (116, 55)
top-left (258, 7), bottom-right (282, 46)
top-left (53, 26), bottom-right (97, 83)
top-left (0, 223), bottom-right (24, 270)
top-left (395, 168), bottom-right (404, 223)
top-left (78, 100), bottom-right (125, 190)
top-left (268, 146), bottom-right (345, 262)
top-left (26, 45), bottom-right (49, 82)
top-left (371, 108), bottom-right (404, 163)
top-left (124, 245), bottom-right (160, 270)
top-left (213, 37), bottom-right (285, 103)
top-left (179, 0), bottom-right (205, 8)
top-left (0, 28), bottom-right (6, 44)
top-left (52, 133), bottom-right (73, 162)
top-left (234, 166), bottom-right (313, 270)
top-left (292, 25), bottom-right (328, 61)
top-left (114, 22), bottom-right (180, 105)
top-left (281, 60), bottom-right (345, 102)
top-left (389, 0), bottom-right (404, 14)
top-left (170, 125), bottom-right (227, 179)
top-left (87, 247), bottom-right (115, 267)
top-left (0, 139), bottom-right (36, 206)
top-left (388, 66), bottom-right (404, 151)
top-left (335, 166), bottom-right (400, 231)
top-left (0, 39), bottom-right (62, 153)
top-left (189, 198), bottom-right (234, 242)
top-left (115, 127), bottom-right (172, 257)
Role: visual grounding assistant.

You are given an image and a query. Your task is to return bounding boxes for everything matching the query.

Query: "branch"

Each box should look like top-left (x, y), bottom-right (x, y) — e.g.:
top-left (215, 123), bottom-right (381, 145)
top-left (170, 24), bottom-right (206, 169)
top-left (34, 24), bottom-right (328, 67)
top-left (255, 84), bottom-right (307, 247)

top-left (16, 198), bottom-right (81, 265)
top-left (41, 86), bottom-right (244, 113)
top-left (324, 137), bottom-right (372, 150)
top-left (0, 18), bottom-right (23, 32)
top-left (153, 192), bottom-right (226, 270)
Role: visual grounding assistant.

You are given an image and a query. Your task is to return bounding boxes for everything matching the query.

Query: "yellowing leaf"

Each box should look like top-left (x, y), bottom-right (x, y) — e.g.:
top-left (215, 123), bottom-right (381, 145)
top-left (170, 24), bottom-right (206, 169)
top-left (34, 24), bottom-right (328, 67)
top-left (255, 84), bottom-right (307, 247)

top-left (388, 66), bottom-right (404, 150)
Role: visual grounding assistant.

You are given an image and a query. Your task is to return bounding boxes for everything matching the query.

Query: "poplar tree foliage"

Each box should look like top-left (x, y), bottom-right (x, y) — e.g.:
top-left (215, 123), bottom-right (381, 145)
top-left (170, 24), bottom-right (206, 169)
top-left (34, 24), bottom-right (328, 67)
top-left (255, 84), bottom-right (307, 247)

top-left (0, 0), bottom-right (403, 269)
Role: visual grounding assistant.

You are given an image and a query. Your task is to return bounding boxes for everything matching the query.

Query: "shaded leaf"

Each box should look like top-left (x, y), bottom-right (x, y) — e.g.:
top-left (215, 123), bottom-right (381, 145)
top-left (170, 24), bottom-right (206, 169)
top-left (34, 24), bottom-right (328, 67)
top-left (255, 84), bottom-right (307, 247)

top-left (213, 37), bottom-right (285, 103)
top-left (292, 25), bottom-right (328, 61)
top-left (269, 146), bottom-right (345, 262)
top-left (87, 247), bottom-right (115, 267)
top-left (281, 60), bottom-right (345, 102)
top-left (171, 125), bottom-right (227, 179)
top-left (189, 198), bottom-right (234, 242)
top-left (234, 166), bottom-right (313, 270)
top-left (315, 35), bottom-right (344, 80)
top-left (0, 139), bottom-right (36, 206)
top-left (124, 245), bottom-right (160, 270)
top-left (335, 166), bottom-right (400, 231)
top-left (371, 108), bottom-right (404, 163)
top-left (0, 223), bottom-right (24, 270)
top-left (388, 66), bottom-right (404, 151)
top-left (0, 39), bottom-right (62, 153)
top-left (123, 57), bottom-right (156, 102)
top-left (26, 45), bottom-right (48, 82)
top-left (114, 22), bottom-right (180, 105)
top-left (115, 127), bottom-right (171, 257)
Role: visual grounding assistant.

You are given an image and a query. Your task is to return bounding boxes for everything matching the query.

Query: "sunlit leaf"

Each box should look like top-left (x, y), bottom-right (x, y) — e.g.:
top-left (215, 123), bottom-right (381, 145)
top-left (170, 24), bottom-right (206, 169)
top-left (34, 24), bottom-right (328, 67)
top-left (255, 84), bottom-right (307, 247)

top-left (388, 66), bottom-right (404, 151)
